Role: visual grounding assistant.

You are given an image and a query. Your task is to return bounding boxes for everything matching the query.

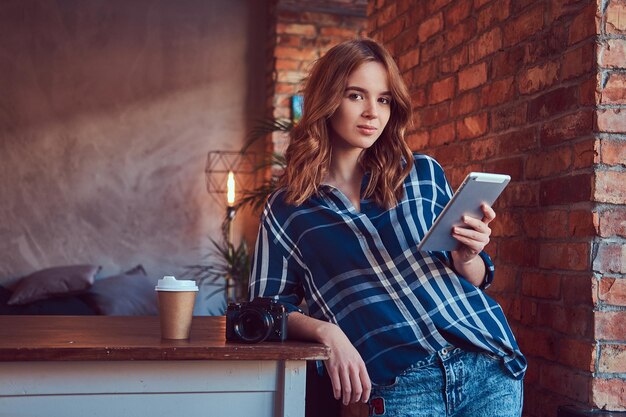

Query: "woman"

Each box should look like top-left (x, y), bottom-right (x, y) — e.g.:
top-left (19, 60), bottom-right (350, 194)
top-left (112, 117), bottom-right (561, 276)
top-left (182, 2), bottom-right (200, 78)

top-left (249, 38), bottom-right (526, 417)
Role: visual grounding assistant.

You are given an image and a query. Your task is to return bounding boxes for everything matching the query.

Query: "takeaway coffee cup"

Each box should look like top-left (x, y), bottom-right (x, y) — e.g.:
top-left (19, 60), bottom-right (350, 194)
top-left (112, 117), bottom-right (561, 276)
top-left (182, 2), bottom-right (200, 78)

top-left (155, 276), bottom-right (199, 339)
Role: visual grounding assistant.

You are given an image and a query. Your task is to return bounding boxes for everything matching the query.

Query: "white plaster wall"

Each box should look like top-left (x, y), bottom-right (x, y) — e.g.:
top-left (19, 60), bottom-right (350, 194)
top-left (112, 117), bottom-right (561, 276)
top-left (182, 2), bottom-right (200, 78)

top-left (0, 0), bottom-right (267, 313)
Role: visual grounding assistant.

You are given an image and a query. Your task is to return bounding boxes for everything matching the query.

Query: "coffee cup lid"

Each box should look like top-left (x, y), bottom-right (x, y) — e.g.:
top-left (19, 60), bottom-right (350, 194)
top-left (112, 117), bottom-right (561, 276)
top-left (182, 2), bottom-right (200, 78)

top-left (155, 275), bottom-right (199, 292)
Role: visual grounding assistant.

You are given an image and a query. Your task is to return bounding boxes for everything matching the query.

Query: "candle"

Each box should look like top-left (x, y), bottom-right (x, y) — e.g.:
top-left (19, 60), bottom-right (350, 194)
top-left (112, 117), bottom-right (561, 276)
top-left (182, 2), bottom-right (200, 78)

top-left (226, 171), bottom-right (235, 207)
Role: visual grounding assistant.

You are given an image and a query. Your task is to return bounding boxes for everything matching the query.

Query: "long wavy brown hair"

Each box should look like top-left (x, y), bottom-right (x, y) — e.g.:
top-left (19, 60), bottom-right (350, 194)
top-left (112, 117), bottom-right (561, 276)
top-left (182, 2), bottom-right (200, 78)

top-left (281, 38), bottom-right (414, 209)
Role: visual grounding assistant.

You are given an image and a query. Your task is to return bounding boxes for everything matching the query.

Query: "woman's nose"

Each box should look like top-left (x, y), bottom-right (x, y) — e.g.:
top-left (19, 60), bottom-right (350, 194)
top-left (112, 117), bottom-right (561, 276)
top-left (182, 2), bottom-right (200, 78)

top-left (362, 99), bottom-right (378, 119)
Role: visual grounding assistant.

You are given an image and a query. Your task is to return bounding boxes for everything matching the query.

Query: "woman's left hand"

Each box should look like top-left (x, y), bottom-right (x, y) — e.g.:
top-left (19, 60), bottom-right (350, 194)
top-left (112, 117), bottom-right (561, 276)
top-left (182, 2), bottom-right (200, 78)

top-left (451, 204), bottom-right (495, 263)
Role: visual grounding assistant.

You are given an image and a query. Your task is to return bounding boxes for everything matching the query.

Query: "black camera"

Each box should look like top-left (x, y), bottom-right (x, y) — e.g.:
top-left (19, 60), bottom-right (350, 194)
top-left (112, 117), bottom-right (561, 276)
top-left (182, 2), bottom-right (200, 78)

top-left (226, 297), bottom-right (288, 343)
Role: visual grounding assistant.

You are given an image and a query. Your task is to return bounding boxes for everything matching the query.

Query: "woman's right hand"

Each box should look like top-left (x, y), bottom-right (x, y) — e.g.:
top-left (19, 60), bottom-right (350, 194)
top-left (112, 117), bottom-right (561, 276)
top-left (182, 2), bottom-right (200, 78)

top-left (321, 324), bottom-right (371, 405)
top-left (287, 313), bottom-right (371, 405)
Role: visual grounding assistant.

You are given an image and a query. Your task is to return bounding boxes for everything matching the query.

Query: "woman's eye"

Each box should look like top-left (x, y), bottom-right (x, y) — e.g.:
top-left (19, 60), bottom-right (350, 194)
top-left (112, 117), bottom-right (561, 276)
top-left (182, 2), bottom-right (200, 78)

top-left (348, 93), bottom-right (364, 100)
top-left (379, 97), bottom-right (391, 105)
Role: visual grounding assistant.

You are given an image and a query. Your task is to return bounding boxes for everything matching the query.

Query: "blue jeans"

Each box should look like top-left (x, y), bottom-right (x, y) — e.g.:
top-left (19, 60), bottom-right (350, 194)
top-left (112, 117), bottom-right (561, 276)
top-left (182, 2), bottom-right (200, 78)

top-left (368, 347), bottom-right (523, 417)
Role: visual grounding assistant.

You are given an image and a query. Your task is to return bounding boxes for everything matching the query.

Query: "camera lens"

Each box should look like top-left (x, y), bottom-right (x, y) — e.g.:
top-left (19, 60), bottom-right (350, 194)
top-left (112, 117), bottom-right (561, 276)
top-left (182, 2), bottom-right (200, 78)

top-left (234, 308), bottom-right (274, 343)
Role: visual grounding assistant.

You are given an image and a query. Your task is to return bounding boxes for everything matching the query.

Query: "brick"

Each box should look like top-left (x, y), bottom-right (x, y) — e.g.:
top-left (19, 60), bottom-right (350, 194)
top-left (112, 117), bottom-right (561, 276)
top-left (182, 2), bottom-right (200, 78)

top-left (484, 157), bottom-right (525, 181)
top-left (592, 378), bottom-right (626, 410)
top-left (521, 271), bottom-right (561, 299)
top-left (503, 4), bottom-right (545, 47)
top-left (572, 139), bottom-right (598, 170)
top-left (276, 70), bottom-right (306, 83)
top-left (516, 326), bottom-right (559, 361)
top-left (523, 24), bottom-right (569, 65)
top-left (428, 76), bottom-right (455, 104)
top-left (519, 61), bottom-right (560, 95)
top-left (445, 0), bottom-right (473, 27)
top-left (491, 45), bottom-right (525, 78)
top-left (396, 26), bottom-right (420, 54)
top-left (519, 298), bottom-right (539, 326)
top-left (382, 16), bottom-right (405, 41)
top-left (600, 39), bottom-right (626, 68)
top-left (418, 13), bottom-right (444, 42)
top-left (561, 42), bottom-right (595, 81)
top-left (440, 46), bottom-right (468, 74)
top-left (376, 3), bottom-right (397, 27)
top-left (412, 60), bottom-right (438, 87)
top-left (540, 173), bottom-right (593, 205)
top-left (540, 110), bottom-right (594, 146)
top-left (408, 1), bottom-right (429, 23)
top-left (523, 209), bottom-right (569, 238)
top-left (542, 304), bottom-right (593, 337)
top-left (569, 209), bottom-right (599, 238)
top-left (595, 170), bottom-right (626, 205)
top-left (599, 343), bottom-right (626, 373)
top-left (406, 131), bottom-right (429, 151)
top-left (561, 273), bottom-right (594, 305)
top-left (593, 242), bottom-right (626, 274)
top-left (473, 0), bottom-right (492, 9)
top-left (485, 264), bottom-right (518, 293)
top-left (599, 207), bottom-right (626, 238)
top-left (491, 211), bottom-right (523, 237)
top-left (557, 338), bottom-right (596, 372)
top-left (580, 76), bottom-right (597, 106)
top-left (470, 137), bottom-right (499, 160)
top-left (276, 23), bottom-right (317, 37)
top-left (480, 77), bottom-right (515, 107)
top-left (470, 27), bottom-right (503, 63)
top-left (410, 87), bottom-right (427, 107)
top-left (525, 146), bottom-right (572, 180)
top-left (430, 142), bottom-right (472, 169)
top-left (599, 277), bottom-right (626, 306)
top-left (600, 138), bottom-right (626, 167)
top-left (457, 112), bottom-right (488, 139)
top-left (275, 58), bottom-right (300, 71)
top-left (398, 48), bottom-right (421, 72)
top-left (523, 384), bottom-right (564, 417)
top-left (499, 238), bottom-right (540, 267)
top-left (597, 108), bottom-right (626, 133)
top-left (446, 19), bottom-right (477, 50)
top-left (421, 34), bottom-right (446, 62)
top-left (274, 46), bottom-right (318, 61)
top-left (491, 102), bottom-right (528, 131)
top-left (450, 91), bottom-right (479, 117)
top-left (540, 362), bottom-right (591, 403)
top-left (458, 62), bottom-right (488, 91)
top-left (527, 86), bottom-right (579, 122)
top-left (428, 0), bottom-right (454, 13)
top-left (569, 3), bottom-right (597, 45)
top-left (606, 0), bottom-right (626, 34)
top-left (429, 122), bottom-right (456, 146)
top-left (320, 27), bottom-right (359, 38)
top-left (502, 181), bottom-right (540, 207)
top-left (539, 242), bottom-right (590, 271)
top-left (277, 34), bottom-right (302, 48)
top-left (595, 310), bottom-right (626, 340)
top-left (477, 0), bottom-right (510, 32)
top-left (419, 103), bottom-right (450, 127)
top-left (601, 72), bottom-right (626, 105)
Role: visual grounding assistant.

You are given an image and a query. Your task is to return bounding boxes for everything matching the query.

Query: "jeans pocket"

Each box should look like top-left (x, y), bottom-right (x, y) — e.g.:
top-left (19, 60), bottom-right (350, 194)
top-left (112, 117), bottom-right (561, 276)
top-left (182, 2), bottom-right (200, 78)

top-left (482, 351), bottom-right (501, 362)
top-left (372, 376), bottom-right (398, 389)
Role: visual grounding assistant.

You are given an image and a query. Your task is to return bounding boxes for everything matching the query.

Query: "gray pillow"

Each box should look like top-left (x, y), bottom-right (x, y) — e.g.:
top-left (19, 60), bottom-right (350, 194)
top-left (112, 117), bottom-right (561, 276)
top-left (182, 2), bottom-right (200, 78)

top-left (8, 264), bottom-right (100, 305)
top-left (84, 265), bottom-right (158, 316)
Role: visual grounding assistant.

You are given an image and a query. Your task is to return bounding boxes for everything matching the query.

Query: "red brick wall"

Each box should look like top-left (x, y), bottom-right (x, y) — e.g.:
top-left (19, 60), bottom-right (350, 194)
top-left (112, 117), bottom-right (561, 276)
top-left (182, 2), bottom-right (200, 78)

top-left (266, 0), bottom-right (368, 155)
top-left (370, 0), bottom-right (626, 415)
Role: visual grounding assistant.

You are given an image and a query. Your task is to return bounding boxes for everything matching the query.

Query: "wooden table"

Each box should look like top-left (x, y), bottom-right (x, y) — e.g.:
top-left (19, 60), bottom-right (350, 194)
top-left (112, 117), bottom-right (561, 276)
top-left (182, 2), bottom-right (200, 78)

top-left (0, 316), bottom-right (329, 417)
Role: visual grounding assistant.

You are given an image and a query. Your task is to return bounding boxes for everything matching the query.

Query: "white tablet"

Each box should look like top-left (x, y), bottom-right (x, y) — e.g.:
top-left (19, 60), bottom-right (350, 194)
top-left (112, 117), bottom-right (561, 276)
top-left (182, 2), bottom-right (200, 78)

top-left (417, 172), bottom-right (511, 252)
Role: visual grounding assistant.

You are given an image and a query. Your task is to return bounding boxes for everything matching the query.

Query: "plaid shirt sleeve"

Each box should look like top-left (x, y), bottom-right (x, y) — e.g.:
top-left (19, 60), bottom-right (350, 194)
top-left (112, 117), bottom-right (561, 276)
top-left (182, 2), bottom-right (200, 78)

top-left (248, 211), bottom-right (305, 313)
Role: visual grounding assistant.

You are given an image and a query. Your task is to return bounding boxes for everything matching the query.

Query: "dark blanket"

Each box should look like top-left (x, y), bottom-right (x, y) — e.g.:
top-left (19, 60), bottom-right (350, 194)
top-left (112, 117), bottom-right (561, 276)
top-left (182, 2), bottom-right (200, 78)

top-left (0, 286), bottom-right (96, 315)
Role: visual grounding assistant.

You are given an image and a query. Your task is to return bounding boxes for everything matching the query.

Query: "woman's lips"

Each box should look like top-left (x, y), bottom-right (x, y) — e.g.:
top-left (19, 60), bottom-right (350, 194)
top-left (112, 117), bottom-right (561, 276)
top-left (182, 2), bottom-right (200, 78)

top-left (357, 125), bottom-right (377, 135)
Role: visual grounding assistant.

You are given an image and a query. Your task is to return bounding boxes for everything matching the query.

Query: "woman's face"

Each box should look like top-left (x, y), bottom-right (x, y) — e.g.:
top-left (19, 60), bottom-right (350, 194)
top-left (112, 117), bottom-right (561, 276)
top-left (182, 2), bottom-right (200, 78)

top-left (329, 61), bottom-right (392, 153)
